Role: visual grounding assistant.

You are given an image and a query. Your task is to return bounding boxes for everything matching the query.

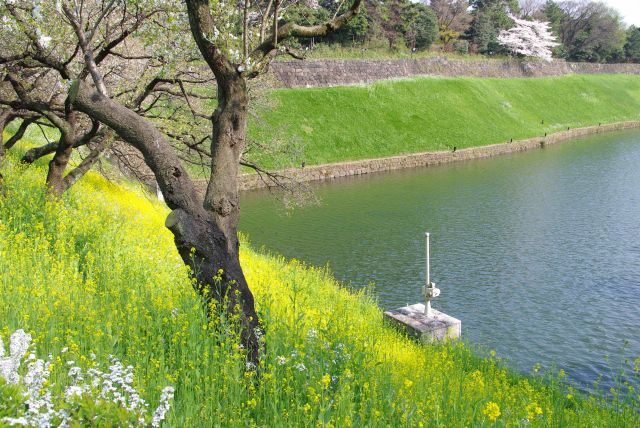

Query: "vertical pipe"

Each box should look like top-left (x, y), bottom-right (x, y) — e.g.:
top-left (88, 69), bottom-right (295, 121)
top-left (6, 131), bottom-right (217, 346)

top-left (425, 232), bottom-right (431, 316)
top-left (425, 232), bottom-right (430, 286)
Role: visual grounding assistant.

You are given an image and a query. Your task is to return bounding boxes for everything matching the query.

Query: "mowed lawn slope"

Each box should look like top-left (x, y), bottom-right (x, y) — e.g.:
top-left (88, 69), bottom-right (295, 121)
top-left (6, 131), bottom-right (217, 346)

top-left (249, 74), bottom-right (640, 168)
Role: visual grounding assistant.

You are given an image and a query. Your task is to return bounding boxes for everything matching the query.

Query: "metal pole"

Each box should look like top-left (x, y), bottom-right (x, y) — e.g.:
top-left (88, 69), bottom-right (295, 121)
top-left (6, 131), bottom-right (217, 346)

top-left (425, 232), bottom-right (430, 286)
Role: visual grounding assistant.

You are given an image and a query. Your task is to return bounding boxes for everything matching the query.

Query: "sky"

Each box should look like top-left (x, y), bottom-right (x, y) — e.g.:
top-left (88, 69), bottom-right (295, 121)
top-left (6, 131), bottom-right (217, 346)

top-left (599, 0), bottom-right (640, 27)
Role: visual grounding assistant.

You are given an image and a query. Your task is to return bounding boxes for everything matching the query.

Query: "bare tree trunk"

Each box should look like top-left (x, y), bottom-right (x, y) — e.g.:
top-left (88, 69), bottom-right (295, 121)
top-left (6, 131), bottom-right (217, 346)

top-left (183, 0), bottom-right (270, 366)
top-left (273, 0), bottom-right (279, 46)
top-left (59, 137), bottom-right (111, 193)
top-left (0, 109), bottom-right (10, 184)
top-left (259, 0), bottom-right (274, 43)
top-left (22, 141), bottom-right (60, 164)
top-left (21, 131), bottom-right (95, 164)
top-left (0, 109), bottom-right (9, 154)
top-left (205, 75), bottom-right (261, 364)
top-left (168, 75), bottom-right (261, 365)
top-left (5, 118), bottom-right (34, 150)
top-left (46, 111), bottom-right (76, 196)
top-left (73, 84), bottom-right (262, 365)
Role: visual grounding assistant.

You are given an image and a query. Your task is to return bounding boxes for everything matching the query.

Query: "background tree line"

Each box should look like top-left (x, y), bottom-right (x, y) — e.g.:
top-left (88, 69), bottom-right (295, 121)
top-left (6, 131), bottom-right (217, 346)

top-left (288, 0), bottom-right (640, 63)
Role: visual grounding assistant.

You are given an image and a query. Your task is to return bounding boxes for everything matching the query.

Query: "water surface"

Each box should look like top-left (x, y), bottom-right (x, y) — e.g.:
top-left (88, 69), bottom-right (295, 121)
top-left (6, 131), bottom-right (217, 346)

top-left (240, 129), bottom-right (640, 389)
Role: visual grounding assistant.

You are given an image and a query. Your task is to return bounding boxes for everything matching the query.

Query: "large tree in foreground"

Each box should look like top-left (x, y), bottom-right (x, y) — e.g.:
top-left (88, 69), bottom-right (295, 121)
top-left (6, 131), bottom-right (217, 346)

top-left (173, 0), bottom-right (362, 363)
top-left (1, 0), bottom-right (362, 365)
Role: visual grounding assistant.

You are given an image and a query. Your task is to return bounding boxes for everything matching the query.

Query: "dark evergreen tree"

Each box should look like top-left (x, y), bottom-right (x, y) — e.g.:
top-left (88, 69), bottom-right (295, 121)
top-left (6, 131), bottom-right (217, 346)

top-left (542, 0), bottom-right (566, 57)
top-left (624, 26), bottom-right (640, 63)
top-left (404, 3), bottom-right (438, 50)
top-left (469, 0), bottom-right (518, 55)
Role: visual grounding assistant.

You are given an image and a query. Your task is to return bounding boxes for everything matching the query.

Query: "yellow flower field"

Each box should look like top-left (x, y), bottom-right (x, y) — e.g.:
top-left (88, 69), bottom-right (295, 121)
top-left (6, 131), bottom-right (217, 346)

top-left (0, 145), bottom-right (638, 426)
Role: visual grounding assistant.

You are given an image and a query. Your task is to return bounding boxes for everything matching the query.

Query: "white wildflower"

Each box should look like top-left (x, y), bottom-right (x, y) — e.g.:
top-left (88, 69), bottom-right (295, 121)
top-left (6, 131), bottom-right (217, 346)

top-left (0, 329), bottom-right (172, 427)
top-left (9, 330), bottom-right (31, 361)
top-left (294, 362), bottom-right (306, 372)
top-left (253, 327), bottom-right (264, 341)
top-left (151, 386), bottom-right (175, 427)
top-left (65, 385), bottom-right (85, 399)
top-left (2, 417), bottom-right (29, 426)
top-left (276, 355), bottom-right (287, 365)
top-left (0, 329), bottom-right (32, 384)
top-left (68, 366), bottom-right (82, 379)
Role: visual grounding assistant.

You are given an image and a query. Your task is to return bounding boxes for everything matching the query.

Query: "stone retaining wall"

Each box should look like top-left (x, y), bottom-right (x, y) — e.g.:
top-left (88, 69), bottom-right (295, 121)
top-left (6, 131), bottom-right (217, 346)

top-left (270, 58), bottom-right (640, 88)
top-left (228, 121), bottom-right (640, 191)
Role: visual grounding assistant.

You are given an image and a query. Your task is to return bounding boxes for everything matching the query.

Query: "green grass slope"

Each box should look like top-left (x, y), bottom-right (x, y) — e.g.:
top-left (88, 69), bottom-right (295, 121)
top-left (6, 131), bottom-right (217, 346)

top-left (250, 74), bottom-right (640, 168)
top-left (1, 140), bottom-right (639, 426)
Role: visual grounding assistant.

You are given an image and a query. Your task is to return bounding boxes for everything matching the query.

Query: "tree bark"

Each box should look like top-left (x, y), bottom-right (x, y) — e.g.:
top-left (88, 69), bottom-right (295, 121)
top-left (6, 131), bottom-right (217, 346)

top-left (185, 0), bottom-right (268, 365)
top-left (5, 118), bottom-right (34, 150)
top-left (45, 111), bottom-right (77, 196)
top-left (205, 77), bottom-right (247, 253)
top-left (0, 109), bottom-right (10, 184)
top-left (22, 141), bottom-right (60, 164)
top-left (74, 84), bottom-right (203, 213)
top-left (73, 83), bottom-right (262, 365)
top-left (0, 109), bottom-right (9, 157)
top-left (202, 75), bottom-right (262, 365)
top-left (21, 126), bottom-right (97, 164)
top-left (59, 137), bottom-right (111, 193)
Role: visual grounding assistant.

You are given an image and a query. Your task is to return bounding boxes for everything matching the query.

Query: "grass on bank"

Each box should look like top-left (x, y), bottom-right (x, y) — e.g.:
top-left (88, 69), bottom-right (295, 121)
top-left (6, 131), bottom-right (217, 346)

top-left (249, 74), bottom-right (640, 169)
top-left (274, 45), bottom-right (482, 61)
top-left (1, 143), bottom-right (639, 426)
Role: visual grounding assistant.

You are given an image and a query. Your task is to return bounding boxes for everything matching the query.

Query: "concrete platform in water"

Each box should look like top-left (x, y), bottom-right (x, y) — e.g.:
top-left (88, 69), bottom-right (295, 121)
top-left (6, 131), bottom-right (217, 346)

top-left (384, 303), bottom-right (461, 342)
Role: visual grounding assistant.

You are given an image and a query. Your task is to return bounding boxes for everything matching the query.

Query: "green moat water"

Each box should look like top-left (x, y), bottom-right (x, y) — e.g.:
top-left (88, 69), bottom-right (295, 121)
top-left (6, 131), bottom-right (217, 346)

top-left (240, 129), bottom-right (640, 390)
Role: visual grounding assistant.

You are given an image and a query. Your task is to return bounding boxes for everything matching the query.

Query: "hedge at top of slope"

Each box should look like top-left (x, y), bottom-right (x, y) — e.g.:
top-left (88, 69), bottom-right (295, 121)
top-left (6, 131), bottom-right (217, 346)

top-left (248, 74), bottom-right (640, 169)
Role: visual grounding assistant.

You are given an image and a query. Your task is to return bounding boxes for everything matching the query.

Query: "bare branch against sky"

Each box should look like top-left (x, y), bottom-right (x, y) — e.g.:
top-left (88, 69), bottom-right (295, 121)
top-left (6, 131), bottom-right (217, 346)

top-left (591, 0), bottom-right (639, 26)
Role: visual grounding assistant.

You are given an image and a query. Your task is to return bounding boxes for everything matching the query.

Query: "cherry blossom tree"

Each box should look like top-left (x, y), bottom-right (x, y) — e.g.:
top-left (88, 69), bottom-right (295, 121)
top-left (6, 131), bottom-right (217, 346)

top-left (498, 15), bottom-right (559, 61)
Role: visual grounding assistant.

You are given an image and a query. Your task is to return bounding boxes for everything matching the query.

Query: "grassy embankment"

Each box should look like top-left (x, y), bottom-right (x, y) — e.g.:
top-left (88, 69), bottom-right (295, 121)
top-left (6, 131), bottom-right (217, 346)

top-left (274, 45), bottom-right (484, 61)
top-left (249, 74), bottom-right (640, 169)
top-left (1, 140), bottom-right (639, 426)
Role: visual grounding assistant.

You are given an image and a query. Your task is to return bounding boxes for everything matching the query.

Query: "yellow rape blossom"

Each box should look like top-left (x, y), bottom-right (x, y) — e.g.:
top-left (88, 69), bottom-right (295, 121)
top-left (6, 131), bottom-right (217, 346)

top-left (483, 402), bottom-right (501, 422)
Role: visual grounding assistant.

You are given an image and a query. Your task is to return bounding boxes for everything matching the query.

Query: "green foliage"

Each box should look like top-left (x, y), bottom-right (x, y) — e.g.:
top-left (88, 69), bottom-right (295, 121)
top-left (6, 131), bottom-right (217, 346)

top-left (469, 0), bottom-right (516, 55)
top-left (0, 378), bottom-right (23, 422)
top-left (470, 12), bottom-right (498, 54)
top-left (554, 2), bottom-right (626, 63)
top-left (624, 26), bottom-right (640, 63)
top-left (249, 75), bottom-right (640, 168)
top-left (404, 3), bottom-right (438, 50)
top-left (284, 4), bottom-right (330, 31)
top-left (453, 39), bottom-right (470, 55)
top-left (543, 0), bottom-right (563, 37)
top-left (305, 0), bottom-right (369, 46)
top-left (469, 0), bottom-right (519, 13)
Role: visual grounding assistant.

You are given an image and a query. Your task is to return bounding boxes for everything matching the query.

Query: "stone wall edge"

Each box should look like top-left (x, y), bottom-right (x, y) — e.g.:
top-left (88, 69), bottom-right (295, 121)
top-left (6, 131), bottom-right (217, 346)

top-left (227, 121), bottom-right (640, 191)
